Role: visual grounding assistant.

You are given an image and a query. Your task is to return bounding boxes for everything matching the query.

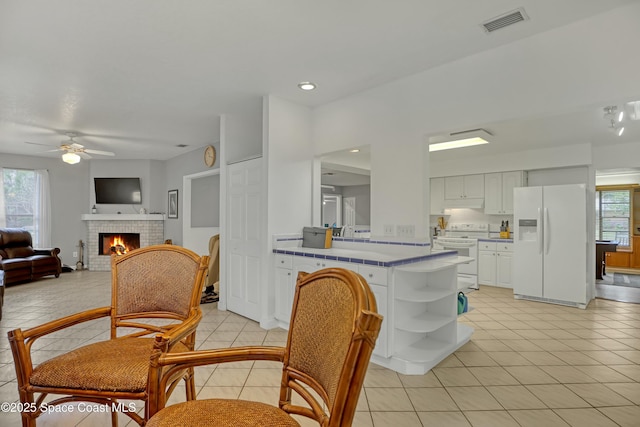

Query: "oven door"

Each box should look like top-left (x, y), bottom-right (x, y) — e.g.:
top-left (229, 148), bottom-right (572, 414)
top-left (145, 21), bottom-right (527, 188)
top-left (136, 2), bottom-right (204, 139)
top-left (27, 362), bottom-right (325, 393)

top-left (433, 240), bottom-right (477, 276)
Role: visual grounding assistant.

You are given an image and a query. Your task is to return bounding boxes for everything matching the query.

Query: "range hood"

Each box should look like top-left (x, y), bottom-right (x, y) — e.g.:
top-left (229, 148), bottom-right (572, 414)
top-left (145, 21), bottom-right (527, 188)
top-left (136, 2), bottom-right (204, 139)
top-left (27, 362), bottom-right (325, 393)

top-left (443, 198), bottom-right (484, 209)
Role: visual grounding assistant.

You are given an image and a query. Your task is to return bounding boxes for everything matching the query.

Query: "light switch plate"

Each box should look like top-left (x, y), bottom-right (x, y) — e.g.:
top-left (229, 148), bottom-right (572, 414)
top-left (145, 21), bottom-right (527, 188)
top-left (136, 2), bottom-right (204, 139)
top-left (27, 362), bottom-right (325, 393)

top-left (383, 224), bottom-right (395, 236)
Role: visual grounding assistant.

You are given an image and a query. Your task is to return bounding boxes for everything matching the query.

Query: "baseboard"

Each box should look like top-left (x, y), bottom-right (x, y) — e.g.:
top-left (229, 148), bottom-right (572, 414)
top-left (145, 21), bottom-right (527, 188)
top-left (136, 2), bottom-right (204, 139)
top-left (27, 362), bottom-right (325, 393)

top-left (606, 267), bottom-right (640, 275)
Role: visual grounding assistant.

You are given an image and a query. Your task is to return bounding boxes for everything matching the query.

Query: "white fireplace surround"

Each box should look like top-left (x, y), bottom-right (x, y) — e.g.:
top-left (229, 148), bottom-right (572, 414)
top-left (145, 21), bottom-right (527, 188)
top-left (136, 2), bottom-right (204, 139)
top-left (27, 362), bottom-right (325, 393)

top-left (81, 214), bottom-right (165, 271)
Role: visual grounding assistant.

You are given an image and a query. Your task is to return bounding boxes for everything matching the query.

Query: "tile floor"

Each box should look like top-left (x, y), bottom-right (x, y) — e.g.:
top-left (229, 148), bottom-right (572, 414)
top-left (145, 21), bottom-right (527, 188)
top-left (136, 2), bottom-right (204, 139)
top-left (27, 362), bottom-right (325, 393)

top-left (0, 271), bottom-right (639, 426)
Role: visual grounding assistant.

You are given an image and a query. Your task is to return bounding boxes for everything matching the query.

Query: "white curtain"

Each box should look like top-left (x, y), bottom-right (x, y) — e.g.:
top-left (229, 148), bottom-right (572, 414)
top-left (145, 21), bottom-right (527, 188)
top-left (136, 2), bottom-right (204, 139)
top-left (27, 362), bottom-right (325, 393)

top-left (0, 167), bottom-right (5, 227)
top-left (34, 169), bottom-right (51, 247)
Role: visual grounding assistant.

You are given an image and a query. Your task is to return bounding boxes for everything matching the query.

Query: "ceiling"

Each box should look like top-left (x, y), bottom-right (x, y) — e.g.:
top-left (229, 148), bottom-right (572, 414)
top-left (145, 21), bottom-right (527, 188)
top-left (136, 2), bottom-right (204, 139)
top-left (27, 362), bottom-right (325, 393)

top-left (1, 1), bottom-right (638, 162)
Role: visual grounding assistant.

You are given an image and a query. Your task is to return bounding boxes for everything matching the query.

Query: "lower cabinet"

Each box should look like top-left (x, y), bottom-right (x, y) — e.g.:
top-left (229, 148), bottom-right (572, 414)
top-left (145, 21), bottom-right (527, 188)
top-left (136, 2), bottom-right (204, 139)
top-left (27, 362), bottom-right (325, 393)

top-left (478, 241), bottom-right (513, 288)
top-left (606, 251), bottom-right (630, 268)
top-left (273, 255), bottom-right (389, 358)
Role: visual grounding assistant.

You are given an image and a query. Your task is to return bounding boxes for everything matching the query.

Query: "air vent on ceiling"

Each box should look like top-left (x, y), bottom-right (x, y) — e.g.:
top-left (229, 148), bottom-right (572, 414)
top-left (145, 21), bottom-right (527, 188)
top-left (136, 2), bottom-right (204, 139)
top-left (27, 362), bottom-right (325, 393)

top-left (482, 8), bottom-right (529, 33)
top-left (175, 144), bottom-right (188, 148)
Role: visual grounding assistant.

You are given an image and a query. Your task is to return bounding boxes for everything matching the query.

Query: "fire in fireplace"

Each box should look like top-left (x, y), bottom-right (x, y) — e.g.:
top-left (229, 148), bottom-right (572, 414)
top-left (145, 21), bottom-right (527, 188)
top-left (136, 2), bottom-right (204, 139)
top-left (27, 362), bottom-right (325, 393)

top-left (98, 233), bottom-right (140, 255)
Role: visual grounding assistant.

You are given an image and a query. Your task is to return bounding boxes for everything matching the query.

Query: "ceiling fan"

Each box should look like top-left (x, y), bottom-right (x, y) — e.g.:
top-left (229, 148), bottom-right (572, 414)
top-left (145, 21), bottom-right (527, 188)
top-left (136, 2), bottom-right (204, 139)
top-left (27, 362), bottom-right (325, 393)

top-left (25, 133), bottom-right (115, 164)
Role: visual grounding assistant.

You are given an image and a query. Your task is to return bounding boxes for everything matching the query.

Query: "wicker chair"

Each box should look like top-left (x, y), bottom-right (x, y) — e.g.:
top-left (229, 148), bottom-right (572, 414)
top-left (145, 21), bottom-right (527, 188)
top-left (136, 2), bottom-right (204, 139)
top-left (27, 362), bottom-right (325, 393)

top-left (146, 267), bottom-right (383, 427)
top-left (7, 244), bottom-right (209, 427)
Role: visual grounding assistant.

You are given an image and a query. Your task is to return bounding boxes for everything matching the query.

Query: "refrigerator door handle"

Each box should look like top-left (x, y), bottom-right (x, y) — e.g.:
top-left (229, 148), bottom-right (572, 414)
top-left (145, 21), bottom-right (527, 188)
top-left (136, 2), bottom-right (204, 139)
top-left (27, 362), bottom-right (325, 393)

top-left (537, 207), bottom-right (543, 255)
top-left (544, 207), bottom-right (550, 255)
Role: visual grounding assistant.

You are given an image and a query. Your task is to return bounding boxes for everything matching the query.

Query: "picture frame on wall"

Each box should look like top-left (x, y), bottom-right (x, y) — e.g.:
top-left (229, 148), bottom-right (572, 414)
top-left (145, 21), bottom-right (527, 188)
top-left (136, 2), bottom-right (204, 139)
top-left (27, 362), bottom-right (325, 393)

top-left (168, 189), bottom-right (178, 219)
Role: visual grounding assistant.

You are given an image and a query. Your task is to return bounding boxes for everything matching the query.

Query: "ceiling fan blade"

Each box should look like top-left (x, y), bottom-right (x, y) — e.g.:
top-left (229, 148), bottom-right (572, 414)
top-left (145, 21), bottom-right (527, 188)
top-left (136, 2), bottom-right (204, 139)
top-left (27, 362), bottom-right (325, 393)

top-left (25, 141), bottom-right (56, 147)
top-left (45, 148), bottom-right (63, 152)
top-left (84, 149), bottom-right (115, 156)
top-left (70, 142), bottom-right (84, 149)
top-left (78, 152), bottom-right (92, 159)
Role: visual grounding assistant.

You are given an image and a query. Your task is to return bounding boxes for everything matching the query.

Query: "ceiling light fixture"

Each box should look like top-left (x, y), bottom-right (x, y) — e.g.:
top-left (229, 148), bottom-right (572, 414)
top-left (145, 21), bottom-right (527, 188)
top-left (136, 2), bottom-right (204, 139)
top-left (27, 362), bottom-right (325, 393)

top-left (625, 100), bottom-right (640, 120)
top-left (604, 106), bottom-right (625, 136)
top-left (349, 149), bottom-right (360, 153)
top-left (62, 152), bottom-right (81, 164)
top-left (428, 129), bottom-right (492, 152)
top-left (298, 81), bottom-right (316, 91)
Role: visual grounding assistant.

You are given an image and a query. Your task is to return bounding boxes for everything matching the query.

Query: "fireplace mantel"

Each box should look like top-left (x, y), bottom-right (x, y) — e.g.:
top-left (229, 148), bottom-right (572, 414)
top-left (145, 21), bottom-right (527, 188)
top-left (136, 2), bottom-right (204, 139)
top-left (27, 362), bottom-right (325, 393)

top-left (82, 214), bottom-right (165, 221)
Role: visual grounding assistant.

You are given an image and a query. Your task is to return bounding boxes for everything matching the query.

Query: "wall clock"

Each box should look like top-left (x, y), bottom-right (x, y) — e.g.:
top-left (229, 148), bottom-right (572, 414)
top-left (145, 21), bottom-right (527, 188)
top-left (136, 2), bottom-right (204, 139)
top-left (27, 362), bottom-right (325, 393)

top-left (204, 145), bottom-right (216, 167)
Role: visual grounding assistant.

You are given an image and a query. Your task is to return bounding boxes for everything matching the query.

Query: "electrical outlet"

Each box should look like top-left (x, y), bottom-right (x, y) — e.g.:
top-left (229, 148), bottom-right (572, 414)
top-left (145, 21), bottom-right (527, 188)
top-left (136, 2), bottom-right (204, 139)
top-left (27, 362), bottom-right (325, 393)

top-left (383, 224), bottom-right (395, 236)
top-left (397, 225), bottom-right (415, 238)
top-left (73, 251), bottom-right (78, 258)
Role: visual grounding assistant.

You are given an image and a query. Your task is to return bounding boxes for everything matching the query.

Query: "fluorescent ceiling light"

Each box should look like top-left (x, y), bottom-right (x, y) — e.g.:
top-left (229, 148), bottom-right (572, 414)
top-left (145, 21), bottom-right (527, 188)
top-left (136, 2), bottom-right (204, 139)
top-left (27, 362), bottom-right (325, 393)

top-left (428, 129), bottom-right (492, 152)
top-left (62, 152), bottom-right (81, 164)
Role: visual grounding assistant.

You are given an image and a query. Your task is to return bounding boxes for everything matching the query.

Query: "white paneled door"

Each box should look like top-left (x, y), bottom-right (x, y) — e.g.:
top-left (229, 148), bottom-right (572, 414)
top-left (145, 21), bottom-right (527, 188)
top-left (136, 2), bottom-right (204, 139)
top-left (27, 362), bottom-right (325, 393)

top-left (226, 157), bottom-right (263, 322)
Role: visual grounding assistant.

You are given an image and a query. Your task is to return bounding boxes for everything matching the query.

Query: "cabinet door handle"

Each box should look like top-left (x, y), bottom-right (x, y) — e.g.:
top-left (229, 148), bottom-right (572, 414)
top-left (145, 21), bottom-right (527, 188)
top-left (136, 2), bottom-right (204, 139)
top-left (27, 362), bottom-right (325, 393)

top-left (287, 272), bottom-right (291, 276)
top-left (369, 273), bottom-right (374, 278)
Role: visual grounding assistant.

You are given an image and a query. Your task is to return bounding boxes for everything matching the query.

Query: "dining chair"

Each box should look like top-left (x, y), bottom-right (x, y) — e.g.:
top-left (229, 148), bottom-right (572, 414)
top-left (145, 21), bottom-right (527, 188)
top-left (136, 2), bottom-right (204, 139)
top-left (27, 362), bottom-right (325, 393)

top-left (146, 267), bottom-right (383, 427)
top-left (8, 244), bottom-right (209, 426)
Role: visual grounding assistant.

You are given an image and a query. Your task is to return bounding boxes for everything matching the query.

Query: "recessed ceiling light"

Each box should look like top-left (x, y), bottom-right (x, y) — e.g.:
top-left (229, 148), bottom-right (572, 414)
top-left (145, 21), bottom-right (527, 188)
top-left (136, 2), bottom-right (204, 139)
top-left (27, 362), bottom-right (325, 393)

top-left (349, 149), bottom-right (360, 153)
top-left (298, 81), bottom-right (316, 91)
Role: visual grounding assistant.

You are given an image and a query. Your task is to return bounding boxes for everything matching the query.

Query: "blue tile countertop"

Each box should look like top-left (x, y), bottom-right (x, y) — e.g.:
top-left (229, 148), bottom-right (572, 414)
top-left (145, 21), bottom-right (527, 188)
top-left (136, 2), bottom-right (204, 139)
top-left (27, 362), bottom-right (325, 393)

top-left (273, 247), bottom-right (460, 268)
top-left (479, 238), bottom-right (514, 243)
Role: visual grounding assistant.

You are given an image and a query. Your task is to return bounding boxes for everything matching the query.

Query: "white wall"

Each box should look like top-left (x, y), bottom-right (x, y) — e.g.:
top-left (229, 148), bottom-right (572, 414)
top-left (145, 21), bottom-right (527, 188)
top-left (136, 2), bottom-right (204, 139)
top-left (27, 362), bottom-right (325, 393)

top-left (224, 101), bottom-right (263, 164)
top-left (264, 95), bottom-right (314, 326)
top-left (265, 96), bottom-right (314, 235)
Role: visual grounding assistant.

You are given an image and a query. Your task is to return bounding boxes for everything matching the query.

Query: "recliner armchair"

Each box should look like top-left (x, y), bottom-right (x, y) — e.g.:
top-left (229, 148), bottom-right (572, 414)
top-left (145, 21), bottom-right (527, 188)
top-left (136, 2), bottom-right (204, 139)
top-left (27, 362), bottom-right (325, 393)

top-left (0, 228), bottom-right (61, 285)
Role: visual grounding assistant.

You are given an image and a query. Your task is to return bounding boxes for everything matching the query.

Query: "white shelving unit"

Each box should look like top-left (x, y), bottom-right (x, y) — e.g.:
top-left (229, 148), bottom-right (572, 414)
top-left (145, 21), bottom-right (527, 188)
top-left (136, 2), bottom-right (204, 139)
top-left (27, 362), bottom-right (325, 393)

top-left (382, 261), bottom-right (473, 375)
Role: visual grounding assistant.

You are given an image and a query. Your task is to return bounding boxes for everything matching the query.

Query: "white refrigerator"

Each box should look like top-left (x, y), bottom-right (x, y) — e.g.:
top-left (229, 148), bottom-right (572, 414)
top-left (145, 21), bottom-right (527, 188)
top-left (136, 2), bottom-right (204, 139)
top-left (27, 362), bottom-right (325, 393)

top-left (513, 184), bottom-right (589, 307)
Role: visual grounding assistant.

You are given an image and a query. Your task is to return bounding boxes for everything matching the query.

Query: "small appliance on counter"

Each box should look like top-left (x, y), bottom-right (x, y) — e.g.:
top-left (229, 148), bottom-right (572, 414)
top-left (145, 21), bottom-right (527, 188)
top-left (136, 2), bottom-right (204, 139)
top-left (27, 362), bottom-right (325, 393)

top-left (302, 227), bottom-right (332, 249)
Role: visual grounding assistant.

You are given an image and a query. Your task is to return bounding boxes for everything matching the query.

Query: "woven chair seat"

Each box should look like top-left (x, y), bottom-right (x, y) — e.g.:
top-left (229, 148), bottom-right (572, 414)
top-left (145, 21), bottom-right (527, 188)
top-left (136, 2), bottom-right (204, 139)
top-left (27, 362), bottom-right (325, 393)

top-left (30, 337), bottom-right (188, 392)
top-left (146, 399), bottom-right (301, 427)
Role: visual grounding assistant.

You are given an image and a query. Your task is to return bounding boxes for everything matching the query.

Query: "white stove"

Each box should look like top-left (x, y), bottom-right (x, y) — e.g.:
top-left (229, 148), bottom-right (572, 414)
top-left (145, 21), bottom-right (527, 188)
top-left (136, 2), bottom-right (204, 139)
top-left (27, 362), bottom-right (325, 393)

top-left (432, 224), bottom-right (489, 290)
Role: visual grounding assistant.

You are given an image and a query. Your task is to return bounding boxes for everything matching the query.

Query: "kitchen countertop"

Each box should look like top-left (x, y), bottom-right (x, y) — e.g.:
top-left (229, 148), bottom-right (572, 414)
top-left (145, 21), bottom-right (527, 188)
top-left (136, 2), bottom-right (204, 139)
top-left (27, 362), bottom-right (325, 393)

top-left (273, 246), bottom-right (469, 268)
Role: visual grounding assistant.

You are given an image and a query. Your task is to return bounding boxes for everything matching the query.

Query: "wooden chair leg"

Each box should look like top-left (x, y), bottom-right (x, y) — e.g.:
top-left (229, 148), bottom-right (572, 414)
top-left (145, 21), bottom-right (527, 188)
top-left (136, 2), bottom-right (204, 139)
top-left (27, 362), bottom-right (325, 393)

top-left (184, 367), bottom-right (196, 401)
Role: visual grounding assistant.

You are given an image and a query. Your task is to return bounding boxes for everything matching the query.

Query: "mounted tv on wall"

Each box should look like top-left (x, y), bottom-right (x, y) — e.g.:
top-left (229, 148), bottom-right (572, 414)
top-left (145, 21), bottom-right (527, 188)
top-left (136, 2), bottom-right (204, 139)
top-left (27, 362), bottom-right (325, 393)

top-left (94, 177), bottom-right (142, 204)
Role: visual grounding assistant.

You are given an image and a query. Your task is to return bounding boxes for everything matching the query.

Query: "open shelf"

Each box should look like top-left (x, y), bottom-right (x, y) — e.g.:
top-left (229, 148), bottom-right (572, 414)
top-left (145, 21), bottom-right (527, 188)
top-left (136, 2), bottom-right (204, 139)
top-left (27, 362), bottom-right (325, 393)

top-left (395, 287), bottom-right (454, 303)
top-left (395, 312), bottom-right (453, 333)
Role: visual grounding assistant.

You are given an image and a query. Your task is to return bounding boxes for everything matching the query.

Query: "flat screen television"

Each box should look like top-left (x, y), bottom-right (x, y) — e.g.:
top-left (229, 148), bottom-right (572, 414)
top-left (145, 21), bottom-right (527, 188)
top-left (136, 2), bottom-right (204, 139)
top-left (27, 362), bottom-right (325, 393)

top-left (94, 177), bottom-right (142, 204)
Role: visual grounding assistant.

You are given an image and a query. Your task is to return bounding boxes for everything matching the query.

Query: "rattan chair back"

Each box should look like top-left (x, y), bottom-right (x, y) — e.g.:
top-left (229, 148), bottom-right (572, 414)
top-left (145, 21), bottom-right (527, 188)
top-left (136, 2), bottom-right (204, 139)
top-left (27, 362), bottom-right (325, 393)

top-left (282, 268), bottom-right (382, 426)
top-left (113, 245), bottom-right (203, 319)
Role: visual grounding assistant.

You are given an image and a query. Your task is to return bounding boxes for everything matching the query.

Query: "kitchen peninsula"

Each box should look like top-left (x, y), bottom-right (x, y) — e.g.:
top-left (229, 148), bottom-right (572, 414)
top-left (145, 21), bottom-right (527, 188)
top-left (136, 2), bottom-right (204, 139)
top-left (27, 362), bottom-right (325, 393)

top-left (272, 234), bottom-right (474, 375)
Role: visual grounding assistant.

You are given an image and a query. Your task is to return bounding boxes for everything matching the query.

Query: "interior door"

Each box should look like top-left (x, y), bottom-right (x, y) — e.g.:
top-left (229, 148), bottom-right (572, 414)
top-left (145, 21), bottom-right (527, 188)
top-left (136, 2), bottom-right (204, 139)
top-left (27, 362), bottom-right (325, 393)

top-left (226, 157), bottom-right (263, 321)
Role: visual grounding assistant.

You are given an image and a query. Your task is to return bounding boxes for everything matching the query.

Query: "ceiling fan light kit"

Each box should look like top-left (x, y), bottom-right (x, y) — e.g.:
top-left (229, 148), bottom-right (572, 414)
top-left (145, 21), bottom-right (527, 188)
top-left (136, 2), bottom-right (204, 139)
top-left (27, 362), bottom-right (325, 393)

top-left (62, 152), bottom-right (81, 164)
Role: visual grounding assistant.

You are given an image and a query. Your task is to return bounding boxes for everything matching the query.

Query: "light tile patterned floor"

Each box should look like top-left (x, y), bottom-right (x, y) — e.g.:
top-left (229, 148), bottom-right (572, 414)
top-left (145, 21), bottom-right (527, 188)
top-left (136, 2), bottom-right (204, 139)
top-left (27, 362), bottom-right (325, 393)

top-left (0, 271), bottom-right (639, 426)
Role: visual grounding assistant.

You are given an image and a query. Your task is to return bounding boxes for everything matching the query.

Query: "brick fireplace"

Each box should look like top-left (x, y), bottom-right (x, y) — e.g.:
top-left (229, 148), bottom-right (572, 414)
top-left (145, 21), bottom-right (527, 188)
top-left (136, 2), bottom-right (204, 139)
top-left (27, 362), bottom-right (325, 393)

top-left (81, 214), bottom-right (165, 271)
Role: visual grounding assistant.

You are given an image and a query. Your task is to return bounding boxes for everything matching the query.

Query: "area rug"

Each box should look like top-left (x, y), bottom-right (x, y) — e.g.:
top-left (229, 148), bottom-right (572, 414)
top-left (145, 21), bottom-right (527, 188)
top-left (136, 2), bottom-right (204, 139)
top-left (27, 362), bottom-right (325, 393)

top-left (612, 273), bottom-right (640, 288)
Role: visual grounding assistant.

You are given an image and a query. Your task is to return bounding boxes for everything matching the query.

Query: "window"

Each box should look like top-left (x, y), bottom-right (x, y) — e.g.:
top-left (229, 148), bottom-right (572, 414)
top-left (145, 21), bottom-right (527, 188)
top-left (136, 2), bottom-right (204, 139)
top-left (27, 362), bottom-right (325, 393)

top-left (596, 188), bottom-right (632, 247)
top-left (1, 168), bottom-right (50, 247)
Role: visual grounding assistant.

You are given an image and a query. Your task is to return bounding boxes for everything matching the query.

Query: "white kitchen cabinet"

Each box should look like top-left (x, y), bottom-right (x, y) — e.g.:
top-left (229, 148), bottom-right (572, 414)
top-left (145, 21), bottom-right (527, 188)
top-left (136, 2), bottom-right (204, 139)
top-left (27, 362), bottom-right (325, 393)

top-left (477, 241), bottom-right (513, 288)
top-left (484, 171), bottom-right (525, 214)
top-left (274, 254), bottom-right (294, 322)
top-left (478, 244), bottom-right (497, 285)
top-left (430, 177), bottom-right (446, 215)
top-left (444, 174), bottom-right (484, 200)
top-left (496, 246), bottom-right (513, 287)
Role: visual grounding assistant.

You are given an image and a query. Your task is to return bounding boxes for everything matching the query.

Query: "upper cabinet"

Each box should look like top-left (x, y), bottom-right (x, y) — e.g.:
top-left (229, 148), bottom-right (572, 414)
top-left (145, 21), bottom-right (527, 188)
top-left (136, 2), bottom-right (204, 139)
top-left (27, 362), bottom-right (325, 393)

top-left (444, 174), bottom-right (484, 199)
top-left (484, 171), bottom-right (525, 214)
